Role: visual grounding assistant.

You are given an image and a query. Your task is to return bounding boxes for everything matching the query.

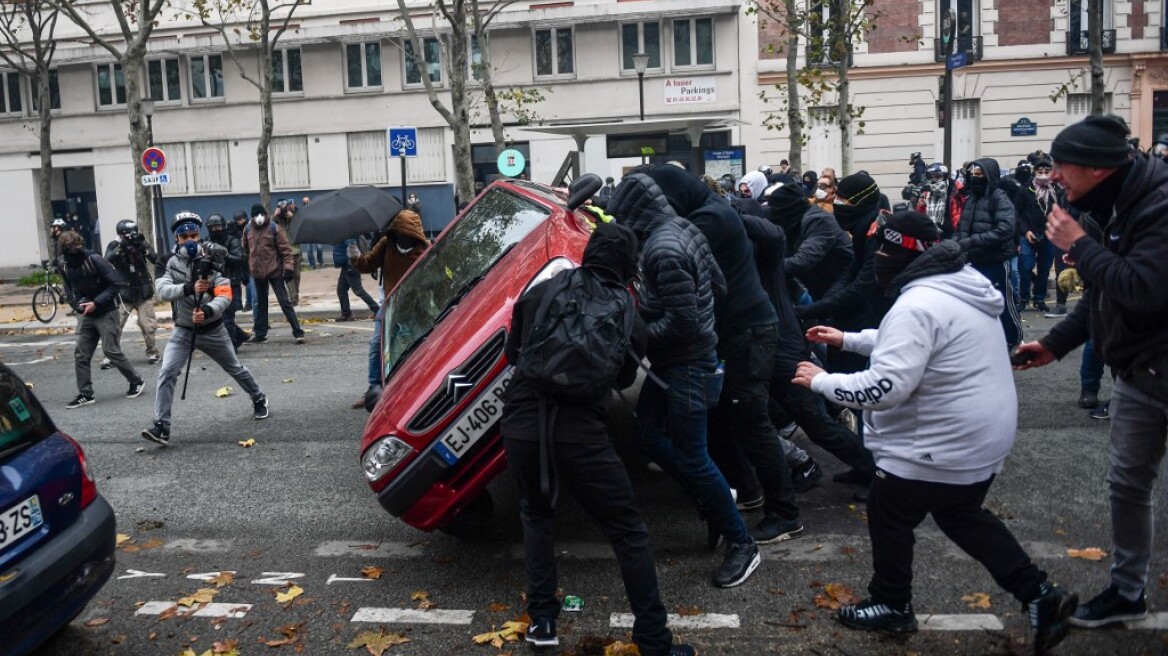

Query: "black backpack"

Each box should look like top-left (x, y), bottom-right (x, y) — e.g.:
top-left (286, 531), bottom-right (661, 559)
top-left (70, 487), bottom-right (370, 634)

top-left (517, 267), bottom-right (635, 401)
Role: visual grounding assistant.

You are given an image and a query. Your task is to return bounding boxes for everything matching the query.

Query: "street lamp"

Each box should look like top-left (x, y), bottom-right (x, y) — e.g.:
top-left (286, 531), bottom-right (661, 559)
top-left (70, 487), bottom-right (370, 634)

top-left (141, 98), bottom-right (155, 146)
top-left (632, 51), bottom-right (649, 122)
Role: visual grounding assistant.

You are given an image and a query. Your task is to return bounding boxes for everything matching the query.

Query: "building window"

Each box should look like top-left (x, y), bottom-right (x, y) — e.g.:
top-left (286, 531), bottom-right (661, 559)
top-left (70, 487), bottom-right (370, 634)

top-left (939, 0), bottom-right (980, 40)
top-left (191, 141), bottom-right (231, 192)
top-left (273, 48), bottom-right (303, 94)
top-left (271, 135), bottom-right (310, 189)
top-left (96, 62), bottom-right (126, 108)
top-left (534, 27), bottom-right (574, 78)
top-left (0, 71), bottom-right (21, 115)
top-left (470, 35), bottom-right (483, 81)
top-left (155, 142), bottom-right (189, 194)
top-left (30, 69), bottom-right (60, 111)
top-left (190, 54), bottom-right (224, 100)
top-left (408, 127), bottom-right (447, 183)
top-left (621, 22), bottom-right (662, 72)
top-left (347, 131), bottom-right (389, 185)
top-left (147, 57), bottom-right (182, 103)
top-left (345, 41), bottom-right (383, 90)
top-left (404, 37), bottom-right (443, 87)
top-left (672, 17), bottom-right (713, 68)
top-left (1066, 92), bottom-right (1113, 119)
top-left (1069, 0), bottom-right (1115, 32)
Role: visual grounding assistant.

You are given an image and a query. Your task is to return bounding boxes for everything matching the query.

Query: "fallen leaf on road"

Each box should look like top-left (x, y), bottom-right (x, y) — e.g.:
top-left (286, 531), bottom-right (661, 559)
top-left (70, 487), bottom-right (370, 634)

top-left (486, 603), bottom-right (511, 612)
top-left (275, 585), bottom-right (304, 604)
top-left (1068, 547), bottom-right (1108, 561)
top-left (282, 378), bottom-right (294, 383)
top-left (116, 534), bottom-right (132, 546)
top-left (215, 386), bottom-right (234, 398)
top-left (84, 618), bottom-right (110, 627)
top-left (348, 627), bottom-right (411, 655)
top-left (813, 583), bottom-right (859, 610)
top-left (962, 592), bottom-right (992, 609)
top-left (360, 566), bottom-right (385, 580)
top-left (675, 606), bottom-right (702, 616)
top-left (178, 588), bottom-right (218, 608)
top-left (604, 641), bottom-right (642, 655)
top-left (212, 639), bottom-right (239, 655)
top-left (410, 590), bottom-right (429, 602)
top-left (262, 622), bottom-right (303, 647)
top-left (238, 438), bottom-right (256, 448)
top-left (471, 620), bottom-right (528, 647)
top-left (209, 572), bottom-right (235, 588)
top-left (141, 537), bottom-right (165, 549)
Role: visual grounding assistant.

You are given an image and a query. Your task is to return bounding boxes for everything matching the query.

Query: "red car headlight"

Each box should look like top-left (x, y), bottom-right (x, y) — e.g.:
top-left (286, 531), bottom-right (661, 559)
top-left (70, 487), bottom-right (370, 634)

top-left (522, 257), bottom-right (576, 296)
top-left (362, 436), bottom-right (415, 483)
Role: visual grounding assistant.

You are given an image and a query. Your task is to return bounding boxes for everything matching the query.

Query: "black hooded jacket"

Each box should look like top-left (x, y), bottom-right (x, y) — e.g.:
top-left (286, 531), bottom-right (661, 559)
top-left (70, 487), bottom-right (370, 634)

top-left (61, 249), bottom-right (125, 318)
top-left (799, 198), bottom-right (887, 330)
top-left (607, 172), bottom-right (724, 369)
top-left (1041, 154), bottom-right (1168, 374)
top-left (647, 165), bottom-right (778, 338)
top-left (502, 221), bottom-right (647, 444)
top-left (741, 215), bottom-right (810, 368)
top-left (774, 204), bottom-right (854, 300)
top-left (955, 158), bottom-right (1016, 267)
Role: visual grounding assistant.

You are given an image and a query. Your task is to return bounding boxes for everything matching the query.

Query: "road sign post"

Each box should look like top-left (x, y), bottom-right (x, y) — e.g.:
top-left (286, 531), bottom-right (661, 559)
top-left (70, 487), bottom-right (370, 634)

top-left (388, 127), bottom-right (418, 209)
top-left (140, 148), bottom-right (168, 253)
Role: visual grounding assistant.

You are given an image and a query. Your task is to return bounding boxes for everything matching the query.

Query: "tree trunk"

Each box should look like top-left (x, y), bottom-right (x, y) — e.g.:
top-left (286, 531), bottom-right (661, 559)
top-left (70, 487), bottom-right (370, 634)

top-left (257, 33), bottom-right (274, 212)
top-left (1088, 0), bottom-right (1105, 115)
top-left (838, 63), bottom-right (852, 176)
top-left (35, 67), bottom-right (54, 252)
top-left (784, 0), bottom-right (802, 173)
top-left (478, 34), bottom-right (507, 154)
top-left (122, 55), bottom-right (155, 249)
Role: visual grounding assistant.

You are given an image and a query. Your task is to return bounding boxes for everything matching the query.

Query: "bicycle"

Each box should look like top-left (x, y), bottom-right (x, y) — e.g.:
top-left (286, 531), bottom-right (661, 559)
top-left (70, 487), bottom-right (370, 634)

top-left (29, 259), bottom-right (66, 323)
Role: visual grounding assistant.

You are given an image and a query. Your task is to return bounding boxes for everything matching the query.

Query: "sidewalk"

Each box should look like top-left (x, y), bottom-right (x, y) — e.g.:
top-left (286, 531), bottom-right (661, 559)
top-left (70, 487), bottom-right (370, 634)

top-left (0, 266), bottom-right (379, 335)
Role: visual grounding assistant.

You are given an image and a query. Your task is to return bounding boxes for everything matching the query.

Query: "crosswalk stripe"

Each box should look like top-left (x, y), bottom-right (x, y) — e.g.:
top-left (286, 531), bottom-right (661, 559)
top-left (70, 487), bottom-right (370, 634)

top-left (610, 613), bottom-right (740, 629)
top-left (350, 608), bottom-right (476, 625)
top-left (918, 614), bottom-right (1004, 631)
top-left (1127, 612), bottom-right (1168, 629)
top-left (313, 541), bottom-right (425, 557)
top-left (135, 602), bottom-right (252, 618)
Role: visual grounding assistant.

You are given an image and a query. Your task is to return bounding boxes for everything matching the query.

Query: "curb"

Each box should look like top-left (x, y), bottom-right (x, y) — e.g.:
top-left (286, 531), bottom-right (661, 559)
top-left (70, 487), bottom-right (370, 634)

top-left (1, 305), bottom-right (368, 336)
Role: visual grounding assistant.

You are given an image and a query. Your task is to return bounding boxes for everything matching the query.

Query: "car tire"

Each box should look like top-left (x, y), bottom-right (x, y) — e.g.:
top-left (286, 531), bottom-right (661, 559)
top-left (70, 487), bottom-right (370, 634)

top-left (438, 490), bottom-right (495, 539)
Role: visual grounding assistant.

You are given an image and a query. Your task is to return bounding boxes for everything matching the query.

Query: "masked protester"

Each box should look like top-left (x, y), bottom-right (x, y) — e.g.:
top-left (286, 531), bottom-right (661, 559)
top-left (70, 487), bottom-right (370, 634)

top-left (768, 183), bottom-right (851, 302)
top-left (792, 211), bottom-right (1078, 654)
top-left (801, 171), bottom-right (819, 198)
top-left (102, 219), bottom-right (160, 366)
top-left (205, 214), bottom-right (250, 349)
top-left (812, 176), bottom-right (836, 213)
top-left (142, 213), bottom-right (270, 446)
top-left (241, 203), bottom-right (305, 344)
top-left (1013, 158), bottom-right (1067, 316)
top-left (1153, 134), bottom-right (1168, 162)
top-left (59, 230), bottom-right (145, 409)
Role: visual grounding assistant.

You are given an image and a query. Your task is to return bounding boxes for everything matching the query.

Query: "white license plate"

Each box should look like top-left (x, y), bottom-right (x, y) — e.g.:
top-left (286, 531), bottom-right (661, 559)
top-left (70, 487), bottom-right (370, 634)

top-left (437, 370), bottom-right (513, 463)
top-left (0, 495), bottom-right (44, 553)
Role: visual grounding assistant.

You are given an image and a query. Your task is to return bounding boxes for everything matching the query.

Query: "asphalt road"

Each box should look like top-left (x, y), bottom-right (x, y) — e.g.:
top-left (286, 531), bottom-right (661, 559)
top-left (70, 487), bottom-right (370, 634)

top-left (3, 311), bottom-right (1166, 656)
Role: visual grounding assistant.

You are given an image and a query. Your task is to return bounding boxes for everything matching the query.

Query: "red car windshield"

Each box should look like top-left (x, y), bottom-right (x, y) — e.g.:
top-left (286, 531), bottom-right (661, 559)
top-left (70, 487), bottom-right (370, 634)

top-left (381, 187), bottom-right (552, 377)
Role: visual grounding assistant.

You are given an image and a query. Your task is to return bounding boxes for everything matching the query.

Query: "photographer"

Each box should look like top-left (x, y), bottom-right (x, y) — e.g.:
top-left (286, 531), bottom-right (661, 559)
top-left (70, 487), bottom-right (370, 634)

top-left (205, 213), bottom-right (250, 349)
top-left (142, 213), bottom-right (270, 446)
top-left (905, 163), bottom-right (957, 238)
top-left (272, 199), bottom-right (302, 305)
top-left (102, 219), bottom-right (160, 366)
top-left (58, 230), bottom-right (145, 409)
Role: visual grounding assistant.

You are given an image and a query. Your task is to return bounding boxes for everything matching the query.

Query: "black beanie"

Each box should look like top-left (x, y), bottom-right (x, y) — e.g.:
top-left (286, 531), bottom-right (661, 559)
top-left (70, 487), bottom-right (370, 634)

top-left (875, 210), bottom-right (941, 254)
top-left (251, 203), bottom-right (266, 218)
top-left (1051, 114), bottom-right (1132, 168)
top-left (768, 184), bottom-right (811, 225)
top-left (836, 172), bottom-right (879, 207)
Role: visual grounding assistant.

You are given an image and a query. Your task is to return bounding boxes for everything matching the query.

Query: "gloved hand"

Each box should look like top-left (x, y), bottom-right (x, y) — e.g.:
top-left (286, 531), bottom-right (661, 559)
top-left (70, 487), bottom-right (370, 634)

top-left (346, 243), bottom-right (361, 260)
top-left (283, 269), bottom-right (295, 282)
top-left (206, 243), bottom-right (228, 258)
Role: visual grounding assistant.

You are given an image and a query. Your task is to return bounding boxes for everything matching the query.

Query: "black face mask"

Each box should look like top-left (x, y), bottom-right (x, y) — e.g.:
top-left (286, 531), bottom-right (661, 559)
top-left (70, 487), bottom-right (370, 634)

top-left (209, 228), bottom-right (226, 243)
top-left (64, 249), bottom-right (85, 267)
top-left (873, 247), bottom-right (919, 288)
top-left (832, 203), bottom-right (868, 232)
top-left (966, 176), bottom-right (988, 196)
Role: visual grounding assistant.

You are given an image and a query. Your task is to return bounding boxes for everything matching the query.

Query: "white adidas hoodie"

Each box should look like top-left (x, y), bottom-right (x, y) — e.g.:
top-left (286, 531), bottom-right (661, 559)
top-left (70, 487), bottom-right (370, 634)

top-left (810, 265), bottom-right (1017, 485)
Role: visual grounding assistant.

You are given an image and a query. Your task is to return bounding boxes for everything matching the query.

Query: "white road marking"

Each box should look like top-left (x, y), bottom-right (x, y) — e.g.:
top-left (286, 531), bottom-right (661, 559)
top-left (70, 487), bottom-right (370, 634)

top-left (313, 541), bottom-right (425, 558)
top-left (1127, 612), bottom-right (1168, 629)
top-left (327, 575), bottom-right (374, 585)
top-left (117, 569), bottom-right (166, 580)
top-left (163, 539), bottom-right (232, 553)
top-left (186, 571), bottom-right (236, 582)
top-left (350, 608), bottom-right (476, 625)
top-left (507, 542), bottom-right (615, 560)
top-left (251, 572), bottom-right (305, 586)
top-left (610, 613), bottom-right (740, 630)
top-left (0, 340), bottom-right (71, 347)
top-left (6, 357), bottom-right (55, 365)
top-left (918, 614), bottom-right (1004, 631)
top-left (135, 602), bottom-right (251, 618)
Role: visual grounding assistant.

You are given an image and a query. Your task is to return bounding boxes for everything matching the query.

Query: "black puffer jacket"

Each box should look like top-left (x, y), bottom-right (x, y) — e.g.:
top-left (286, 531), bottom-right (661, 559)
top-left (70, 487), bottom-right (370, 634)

top-left (647, 164), bottom-right (777, 338)
top-left (776, 205), bottom-right (853, 300)
top-left (608, 173), bottom-right (725, 368)
top-left (955, 158), bottom-right (1016, 267)
top-left (799, 201), bottom-right (888, 330)
top-left (1042, 155), bottom-right (1168, 374)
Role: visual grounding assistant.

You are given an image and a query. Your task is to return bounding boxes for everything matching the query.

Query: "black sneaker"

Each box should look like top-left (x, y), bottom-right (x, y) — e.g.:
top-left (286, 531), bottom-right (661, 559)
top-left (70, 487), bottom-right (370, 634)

top-left (1070, 584), bottom-right (1146, 628)
top-left (751, 515), bottom-right (804, 545)
top-left (667, 646), bottom-right (696, 656)
top-left (1027, 582), bottom-right (1077, 653)
top-left (837, 598), bottom-right (918, 633)
top-left (1033, 301), bottom-right (1050, 313)
top-left (833, 468), bottom-right (874, 486)
top-left (1045, 304), bottom-right (1068, 318)
top-left (126, 379), bottom-right (145, 398)
top-left (147, 353), bottom-right (161, 364)
top-left (1078, 390), bottom-right (1099, 409)
top-left (249, 334), bottom-right (268, 344)
top-left (526, 616), bottom-right (558, 646)
top-left (253, 394), bottom-right (270, 420)
top-left (66, 394), bottom-right (95, 409)
top-left (713, 540), bottom-right (761, 588)
top-left (1090, 402), bottom-right (1110, 420)
top-left (99, 358), bottom-right (113, 370)
top-left (791, 459), bottom-right (823, 493)
top-left (141, 422), bottom-right (170, 446)
top-left (294, 333), bottom-right (306, 345)
top-left (1018, 300), bottom-right (1030, 312)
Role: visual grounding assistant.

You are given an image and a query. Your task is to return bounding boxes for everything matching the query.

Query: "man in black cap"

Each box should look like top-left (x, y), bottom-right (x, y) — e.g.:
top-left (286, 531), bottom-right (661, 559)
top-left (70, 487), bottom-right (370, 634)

top-left (1016, 114), bottom-right (1168, 629)
top-left (796, 211), bottom-right (1078, 653)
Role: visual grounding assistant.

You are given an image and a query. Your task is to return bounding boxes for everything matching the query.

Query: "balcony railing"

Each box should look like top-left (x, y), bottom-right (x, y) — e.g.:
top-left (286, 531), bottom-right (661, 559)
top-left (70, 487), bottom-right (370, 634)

top-left (1066, 29), bottom-right (1117, 56)
top-left (933, 36), bottom-right (984, 63)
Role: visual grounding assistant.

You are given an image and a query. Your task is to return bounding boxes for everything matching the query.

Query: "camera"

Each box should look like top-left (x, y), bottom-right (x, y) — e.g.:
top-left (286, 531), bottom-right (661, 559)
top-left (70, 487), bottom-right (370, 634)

top-left (194, 257), bottom-right (217, 281)
top-left (901, 183), bottom-right (927, 202)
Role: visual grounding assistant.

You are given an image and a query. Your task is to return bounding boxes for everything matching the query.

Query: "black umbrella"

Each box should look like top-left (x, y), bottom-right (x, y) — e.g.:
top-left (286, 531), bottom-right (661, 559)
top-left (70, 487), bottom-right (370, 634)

top-left (287, 186), bottom-right (403, 244)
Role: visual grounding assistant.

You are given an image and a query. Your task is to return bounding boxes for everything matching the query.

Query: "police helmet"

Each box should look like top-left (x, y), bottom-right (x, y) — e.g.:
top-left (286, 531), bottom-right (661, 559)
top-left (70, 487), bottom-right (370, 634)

top-left (206, 213), bottom-right (227, 229)
top-left (171, 211), bottom-right (203, 233)
top-left (51, 218), bottom-right (66, 229)
top-left (116, 219), bottom-right (139, 237)
top-left (925, 163), bottom-right (948, 178)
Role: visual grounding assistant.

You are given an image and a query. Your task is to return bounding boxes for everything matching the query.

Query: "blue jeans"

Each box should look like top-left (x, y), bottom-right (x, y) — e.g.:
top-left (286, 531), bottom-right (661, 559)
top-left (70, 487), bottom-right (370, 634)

top-left (1008, 255), bottom-right (1020, 303)
top-left (1081, 339), bottom-right (1104, 394)
top-left (1018, 238), bottom-right (1057, 303)
top-left (635, 357), bottom-right (750, 545)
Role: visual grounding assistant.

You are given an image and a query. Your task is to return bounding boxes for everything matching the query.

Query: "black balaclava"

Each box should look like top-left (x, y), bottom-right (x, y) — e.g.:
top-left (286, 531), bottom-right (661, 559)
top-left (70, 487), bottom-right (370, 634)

top-left (801, 171), bottom-right (818, 197)
top-left (646, 164), bottom-right (710, 218)
top-left (581, 220), bottom-right (638, 284)
top-left (833, 172), bottom-right (880, 232)
top-left (63, 247), bottom-right (85, 269)
top-left (874, 247), bottom-right (919, 288)
top-left (768, 184), bottom-right (811, 232)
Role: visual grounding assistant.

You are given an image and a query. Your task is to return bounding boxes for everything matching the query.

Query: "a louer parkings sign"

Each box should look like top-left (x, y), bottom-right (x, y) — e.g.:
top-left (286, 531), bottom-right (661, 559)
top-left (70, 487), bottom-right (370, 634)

top-left (664, 76), bottom-right (716, 105)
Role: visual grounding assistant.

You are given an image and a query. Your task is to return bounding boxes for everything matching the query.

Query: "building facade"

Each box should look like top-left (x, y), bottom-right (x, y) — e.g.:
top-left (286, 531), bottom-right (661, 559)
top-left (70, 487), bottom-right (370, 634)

top-left (1, 0), bottom-right (1166, 269)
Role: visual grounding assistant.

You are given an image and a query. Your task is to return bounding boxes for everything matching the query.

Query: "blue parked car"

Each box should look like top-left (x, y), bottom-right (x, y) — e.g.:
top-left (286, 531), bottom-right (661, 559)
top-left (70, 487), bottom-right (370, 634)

top-left (0, 362), bottom-right (116, 655)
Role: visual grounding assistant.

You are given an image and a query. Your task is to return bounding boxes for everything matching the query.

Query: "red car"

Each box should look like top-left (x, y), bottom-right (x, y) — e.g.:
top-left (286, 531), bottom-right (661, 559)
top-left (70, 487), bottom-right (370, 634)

top-left (360, 179), bottom-right (600, 533)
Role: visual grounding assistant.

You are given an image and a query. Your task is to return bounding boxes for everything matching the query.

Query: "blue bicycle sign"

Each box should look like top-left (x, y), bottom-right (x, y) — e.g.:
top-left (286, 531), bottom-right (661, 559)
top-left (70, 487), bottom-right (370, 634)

top-left (387, 126), bottom-right (419, 158)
